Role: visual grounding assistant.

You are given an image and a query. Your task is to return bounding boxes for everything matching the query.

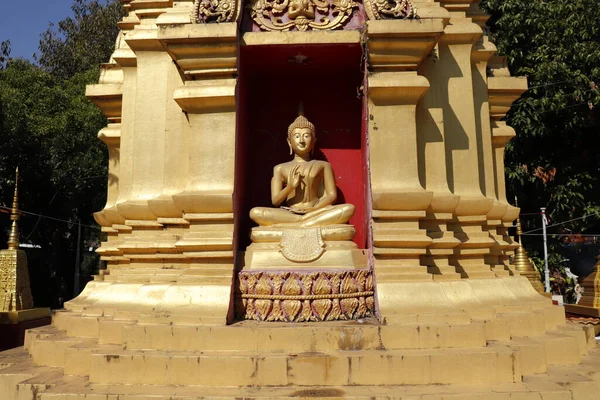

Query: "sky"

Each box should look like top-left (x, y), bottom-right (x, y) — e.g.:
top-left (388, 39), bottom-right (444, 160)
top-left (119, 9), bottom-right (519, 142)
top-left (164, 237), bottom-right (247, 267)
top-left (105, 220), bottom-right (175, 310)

top-left (0, 0), bottom-right (74, 60)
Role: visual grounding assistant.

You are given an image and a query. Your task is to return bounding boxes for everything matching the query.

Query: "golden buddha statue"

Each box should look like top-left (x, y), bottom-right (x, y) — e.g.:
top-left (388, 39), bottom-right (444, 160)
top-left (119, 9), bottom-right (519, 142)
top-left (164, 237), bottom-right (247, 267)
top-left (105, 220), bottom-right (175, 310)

top-left (250, 111), bottom-right (355, 228)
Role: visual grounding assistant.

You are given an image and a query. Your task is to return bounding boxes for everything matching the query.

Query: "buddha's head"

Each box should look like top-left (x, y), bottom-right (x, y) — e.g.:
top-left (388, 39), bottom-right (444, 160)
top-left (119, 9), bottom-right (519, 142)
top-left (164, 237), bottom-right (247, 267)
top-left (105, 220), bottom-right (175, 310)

top-left (287, 112), bottom-right (316, 157)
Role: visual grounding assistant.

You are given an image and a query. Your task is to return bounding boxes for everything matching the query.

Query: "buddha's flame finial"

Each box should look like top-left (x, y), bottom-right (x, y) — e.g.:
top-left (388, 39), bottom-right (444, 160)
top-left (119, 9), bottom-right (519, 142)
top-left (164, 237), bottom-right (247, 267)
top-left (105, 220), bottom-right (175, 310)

top-left (287, 102), bottom-right (315, 139)
top-left (515, 196), bottom-right (522, 243)
top-left (511, 196), bottom-right (545, 293)
top-left (7, 167), bottom-right (20, 250)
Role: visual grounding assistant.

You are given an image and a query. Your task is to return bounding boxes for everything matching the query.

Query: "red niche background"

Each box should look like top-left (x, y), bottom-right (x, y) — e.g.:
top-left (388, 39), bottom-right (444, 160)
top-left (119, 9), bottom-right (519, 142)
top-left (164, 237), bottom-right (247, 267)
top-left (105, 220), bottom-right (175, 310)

top-left (235, 43), bottom-right (369, 251)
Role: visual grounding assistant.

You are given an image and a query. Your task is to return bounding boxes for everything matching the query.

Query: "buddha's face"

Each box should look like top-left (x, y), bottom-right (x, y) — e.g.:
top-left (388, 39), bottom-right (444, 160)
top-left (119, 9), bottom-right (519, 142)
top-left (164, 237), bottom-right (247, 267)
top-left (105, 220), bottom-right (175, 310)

top-left (288, 127), bottom-right (315, 156)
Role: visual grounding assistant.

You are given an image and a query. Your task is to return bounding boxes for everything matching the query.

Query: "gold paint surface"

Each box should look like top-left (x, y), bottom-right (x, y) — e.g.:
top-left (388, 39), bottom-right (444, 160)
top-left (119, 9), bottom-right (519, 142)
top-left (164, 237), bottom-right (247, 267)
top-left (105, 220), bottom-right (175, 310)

top-left (0, 308), bottom-right (51, 324)
top-left (1, 3), bottom-right (598, 399)
top-left (0, 250), bottom-right (33, 312)
top-left (250, 0), bottom-right (357, 31)
top-left (0, 172), bottom-right (35, 313)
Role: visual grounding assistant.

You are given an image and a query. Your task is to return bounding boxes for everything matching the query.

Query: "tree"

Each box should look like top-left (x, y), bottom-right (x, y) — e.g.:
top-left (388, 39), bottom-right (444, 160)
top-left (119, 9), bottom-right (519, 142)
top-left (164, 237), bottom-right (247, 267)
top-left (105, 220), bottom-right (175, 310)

top-left (37, 0), bottom-right (124, 81)
top-left (482, 0), bottom-right (600, 235)
top-left (481, 0), bottom-right (600, 290)
top-left (0, 58), bottom-right (109, 306)
top-left (0, 0), bottom-right (124, 305)
top-left (0, 40), bottom-right (10, 70)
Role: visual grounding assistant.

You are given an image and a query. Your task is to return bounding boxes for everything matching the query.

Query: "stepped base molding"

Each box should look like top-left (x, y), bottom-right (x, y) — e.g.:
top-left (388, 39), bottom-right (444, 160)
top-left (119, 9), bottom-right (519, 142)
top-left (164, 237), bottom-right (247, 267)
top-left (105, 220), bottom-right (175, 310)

top-left (1, 276), bottom-right (599, 399)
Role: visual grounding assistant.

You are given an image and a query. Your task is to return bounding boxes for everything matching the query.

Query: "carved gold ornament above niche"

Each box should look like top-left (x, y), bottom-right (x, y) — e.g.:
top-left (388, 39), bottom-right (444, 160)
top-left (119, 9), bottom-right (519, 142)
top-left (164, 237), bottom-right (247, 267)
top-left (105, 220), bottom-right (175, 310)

top-left (250, 0), bottom-right (358, 31)
top-left (192, 0), bottom-right (242, 23)
top-left (364, 0), bottom-right (416, 20)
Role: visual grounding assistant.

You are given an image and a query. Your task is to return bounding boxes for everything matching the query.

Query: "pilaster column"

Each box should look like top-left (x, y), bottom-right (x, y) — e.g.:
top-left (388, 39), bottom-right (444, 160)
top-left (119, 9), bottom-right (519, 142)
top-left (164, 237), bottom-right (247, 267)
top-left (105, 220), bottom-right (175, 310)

top-left (158, 18), bottom-right (239, 323)
top-left (111, 36), bottom-right (138, 233)
top-left (415, 69), bottom-right (461, 280)
top-left (368, 19), bottom-right (448, 283)
top-left (488, 57), bottom-right (528, 271)
top-left (471, 33), bottom-right (512, 276)
top-left (159, 23), bottom-right (238, 216)
top-left (117, 4), bottom-right (177, 221)
top-left (158, 23), bottom-right (238, 267)
top-left (365, 14), bottom-right (446, 319)
top-left (416, 9), bottom-right (461, 280)
top-left (368, 72), bottom-right (433, 281)
top-left (491, 121), bottom-right (520, 272)
top-left (96, 125), bottom-right (124, 225)
top-left (87, 61), bottom-right (126, 227)
top-left (437, 18), bottom-right (495, 278)
top-left (87, 58), bottom-right (128, 264)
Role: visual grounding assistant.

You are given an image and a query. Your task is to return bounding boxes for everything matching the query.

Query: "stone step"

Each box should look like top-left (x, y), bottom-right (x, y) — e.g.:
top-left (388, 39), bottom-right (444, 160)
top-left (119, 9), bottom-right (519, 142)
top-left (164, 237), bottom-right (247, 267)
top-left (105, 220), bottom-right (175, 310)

top-left (25, 322), bottom-right (590, 384)
top-left (86, 344), bottom-right (520, 386)
top-left (54, 309), bottom-right (225, 335)
top-left (31, 374), bottom-right (597, 400)
top-left (51, 312), bottom-right (490, 351)
top-left (0, 348), bottom-right (65, 400)
top-left (559, 322), bottom-right (597, 350)
top-left (121, 320), bottom-right (487, 352)
top-left (524, 362), bottom-right (600, 400)
top-left (537, 331), bottom-right (583, 365)
top-left (52, 311), bottom-right (100, 338)
top-left (382, 311), bottom-right (473, 325)
top-left (23, 325), bottom-right (58, 351)
top-left (501, 337), bottom-right (549, 375)
top-left (384, 308), bottom-right (548, 339)
top-left (495, 329), bottom-right (588, 376)
top-left (64, 341), bottom-right (123, 376)
top-left (3, 347), bottom-right (600, 400)
top-left (496, 310), bottom-right (547, 337)
top-left (26, 330), bottom-right (87, 368)
top-left (52, 307), bottom-right (561, 351)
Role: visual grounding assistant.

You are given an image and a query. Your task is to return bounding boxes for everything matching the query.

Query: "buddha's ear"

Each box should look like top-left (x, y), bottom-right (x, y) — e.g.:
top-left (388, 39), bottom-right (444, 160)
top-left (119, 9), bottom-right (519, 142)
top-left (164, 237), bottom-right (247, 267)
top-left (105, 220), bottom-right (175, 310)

top-left (311, 137), bottom-right (317, 156)
top-left (287, 138), bottom-right (292, 156)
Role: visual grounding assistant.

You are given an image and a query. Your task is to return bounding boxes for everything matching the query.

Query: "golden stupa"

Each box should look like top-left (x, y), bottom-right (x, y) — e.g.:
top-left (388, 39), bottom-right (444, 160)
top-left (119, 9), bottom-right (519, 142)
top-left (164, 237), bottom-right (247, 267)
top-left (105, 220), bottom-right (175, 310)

top-left (1, 0), bottom-right (599, 398)
top-left (511, 199), bottom-right (546, 295)
top-left (0, 169), bottom-right (51, 350)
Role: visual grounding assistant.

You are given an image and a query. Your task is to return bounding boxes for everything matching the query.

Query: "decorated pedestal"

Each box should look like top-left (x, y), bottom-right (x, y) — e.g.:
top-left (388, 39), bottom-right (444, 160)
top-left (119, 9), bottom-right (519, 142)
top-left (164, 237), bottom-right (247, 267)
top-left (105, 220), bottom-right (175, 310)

top-left (245, 225), bottom-right (363, 268)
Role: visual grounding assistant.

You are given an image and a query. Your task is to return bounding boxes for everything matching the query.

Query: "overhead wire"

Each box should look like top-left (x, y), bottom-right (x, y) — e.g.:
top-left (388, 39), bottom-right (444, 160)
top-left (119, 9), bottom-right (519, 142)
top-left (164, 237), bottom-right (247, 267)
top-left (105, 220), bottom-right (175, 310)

top-left (0, 205), bottom-right (101, 231)
top-left (521, 233), bottom-right (600, 237)
top-left (521, 211), bottom-right (600, 235)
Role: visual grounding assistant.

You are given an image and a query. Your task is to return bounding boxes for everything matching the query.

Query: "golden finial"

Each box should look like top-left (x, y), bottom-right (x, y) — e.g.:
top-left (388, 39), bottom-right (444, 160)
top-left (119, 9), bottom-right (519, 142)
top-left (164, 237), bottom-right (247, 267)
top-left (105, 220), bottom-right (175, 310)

top-left (515, 196), bottom-right (522, 243)
top-left (7, 167), bottom-right (20, 250)
top-left (511, 196), bottom-right (545, 293)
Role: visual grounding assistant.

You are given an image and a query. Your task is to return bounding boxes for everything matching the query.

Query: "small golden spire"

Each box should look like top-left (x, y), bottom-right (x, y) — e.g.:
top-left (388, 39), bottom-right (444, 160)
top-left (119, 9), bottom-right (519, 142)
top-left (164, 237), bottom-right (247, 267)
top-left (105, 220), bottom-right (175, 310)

top-left (515, 196), bottom-right (522, 243)
top-left (7, 168), bottom-right (20, 250)
top-left (511, 196), bottom-right (545, 293)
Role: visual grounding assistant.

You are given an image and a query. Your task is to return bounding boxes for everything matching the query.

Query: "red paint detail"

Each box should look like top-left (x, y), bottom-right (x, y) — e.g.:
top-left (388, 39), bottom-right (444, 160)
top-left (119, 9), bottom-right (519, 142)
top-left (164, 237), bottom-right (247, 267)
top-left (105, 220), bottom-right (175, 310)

top-left (235, 44), bottom-right (368, 249)
top-left (360, 55), bottom-right (372, 249)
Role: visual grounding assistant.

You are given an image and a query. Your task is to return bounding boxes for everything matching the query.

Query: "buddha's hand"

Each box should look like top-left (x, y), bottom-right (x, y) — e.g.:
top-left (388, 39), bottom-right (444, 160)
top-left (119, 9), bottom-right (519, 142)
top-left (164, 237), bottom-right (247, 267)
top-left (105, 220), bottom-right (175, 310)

top-left (288, 165), bottom-right (302, 189)
top-left (286, 206), bottom-right (309, 215)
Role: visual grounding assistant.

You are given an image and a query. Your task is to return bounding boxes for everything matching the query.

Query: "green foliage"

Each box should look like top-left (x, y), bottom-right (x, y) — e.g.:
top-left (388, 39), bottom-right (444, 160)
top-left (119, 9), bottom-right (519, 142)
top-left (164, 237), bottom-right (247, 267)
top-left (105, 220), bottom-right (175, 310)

top-left (481, 0), bottom-right (600, 274)
top-left (37, 0), bottom-right (125, 81)
top-left (0, 0), bottom-right (123, 306)
top-left (0, 59), bottom-right (108, 306)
